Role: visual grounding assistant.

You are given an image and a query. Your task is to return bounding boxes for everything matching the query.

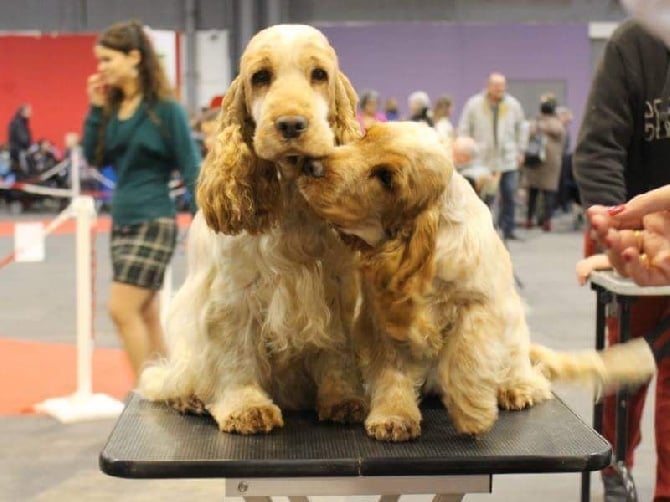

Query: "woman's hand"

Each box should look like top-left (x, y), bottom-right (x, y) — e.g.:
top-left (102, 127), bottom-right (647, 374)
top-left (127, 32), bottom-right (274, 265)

top-left (587, 186), bottom-right (670, 285)
top-left (87, 73), bottom-right (106, 107)
top-left (589, 186), bottom-right (670, 234)
top-left (606, 211), bottom-right (670, 286)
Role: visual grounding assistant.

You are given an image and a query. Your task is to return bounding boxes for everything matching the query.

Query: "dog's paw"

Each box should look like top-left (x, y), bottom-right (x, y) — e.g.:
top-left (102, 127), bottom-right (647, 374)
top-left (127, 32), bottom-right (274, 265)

top-left (214, 403), bottom-right (284, 435)
top-left (497, 388), bottom-right (535, 410)
top-left (137, 365), bottom-right (170, 400)
top-left (450, 407), bottom-right (497, 437)
top-left (318, 396), bottom-right (368, 424)
top-left (497, 375), bottom-right (552, 411)
top-left (365, 414), bottom-right (422, 441)
top-left (167, 395), bottom-right (208, 415)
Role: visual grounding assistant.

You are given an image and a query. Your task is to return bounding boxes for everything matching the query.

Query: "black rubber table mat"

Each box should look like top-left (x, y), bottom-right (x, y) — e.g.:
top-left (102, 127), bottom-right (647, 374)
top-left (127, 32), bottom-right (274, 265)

top-left (100, 392), bottom-right (611, 479)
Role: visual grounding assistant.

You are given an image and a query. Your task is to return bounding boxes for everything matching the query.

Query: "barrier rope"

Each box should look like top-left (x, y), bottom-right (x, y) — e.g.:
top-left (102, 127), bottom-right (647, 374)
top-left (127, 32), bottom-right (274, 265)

top-left (0, 178), bottom-right (185, 199)
top-left (0, 181), bottom-right (73, 198)
top-left (5, 157), bottom-right (71, 185)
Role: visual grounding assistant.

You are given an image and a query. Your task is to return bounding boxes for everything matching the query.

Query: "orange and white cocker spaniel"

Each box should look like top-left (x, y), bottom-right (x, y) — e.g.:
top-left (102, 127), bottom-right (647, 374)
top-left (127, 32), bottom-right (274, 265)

top-left (298, 121), bottom-right (656, 440)
top-left (139, 25), bottom-right (367, 434)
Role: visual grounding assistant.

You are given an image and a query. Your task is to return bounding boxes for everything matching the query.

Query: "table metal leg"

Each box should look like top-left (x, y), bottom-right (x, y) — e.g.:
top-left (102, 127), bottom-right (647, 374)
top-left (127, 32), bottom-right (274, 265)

top-left (616, 298), bottom-right (632, 465)
top-left (432, 495), bottom-right (465, 502)
top-left (582, 286), bottom-right (609, 502)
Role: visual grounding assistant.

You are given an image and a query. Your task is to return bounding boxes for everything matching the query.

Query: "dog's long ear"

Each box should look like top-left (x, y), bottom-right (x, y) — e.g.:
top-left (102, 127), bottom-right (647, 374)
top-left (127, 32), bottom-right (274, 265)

top-left (389, 208), bottom-right (439, 294)
top-left (196, 76), bottom-right (281, 235)
top-left (366, 208), bottom-right (439, 350)
top-left (330, 70), bottom-right (362, 145)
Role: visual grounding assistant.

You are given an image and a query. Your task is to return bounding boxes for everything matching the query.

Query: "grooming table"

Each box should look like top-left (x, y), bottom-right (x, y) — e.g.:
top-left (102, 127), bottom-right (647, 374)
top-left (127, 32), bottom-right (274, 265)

top-left (584, 271), bottom-right (670, 502)
top-left (100, 392), bottom-right (610, 501)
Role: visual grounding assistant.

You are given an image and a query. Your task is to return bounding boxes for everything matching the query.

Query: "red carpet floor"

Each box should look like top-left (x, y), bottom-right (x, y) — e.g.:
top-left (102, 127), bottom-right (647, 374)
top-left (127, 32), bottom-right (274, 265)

top-left (0, 338), bottom-right (134, 415)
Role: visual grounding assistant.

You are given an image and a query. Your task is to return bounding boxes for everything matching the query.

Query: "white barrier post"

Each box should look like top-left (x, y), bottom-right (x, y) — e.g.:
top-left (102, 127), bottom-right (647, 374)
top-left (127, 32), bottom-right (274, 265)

top-left (34, 195), bottom-right (124, 423)
top-left (75, 195), bottom-right (93, 397)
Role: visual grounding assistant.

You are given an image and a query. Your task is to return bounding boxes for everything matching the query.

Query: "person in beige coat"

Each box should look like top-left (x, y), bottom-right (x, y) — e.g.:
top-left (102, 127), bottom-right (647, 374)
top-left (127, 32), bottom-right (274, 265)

top-left (458, 73), bottom-right (526, 240)
top-left (524, 93), bottom-right (566, 231)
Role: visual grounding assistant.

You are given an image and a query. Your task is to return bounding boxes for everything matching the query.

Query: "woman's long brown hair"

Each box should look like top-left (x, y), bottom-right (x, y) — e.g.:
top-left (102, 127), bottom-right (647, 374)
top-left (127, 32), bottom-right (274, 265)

top-left (94, 19), bottom-right (174, 167)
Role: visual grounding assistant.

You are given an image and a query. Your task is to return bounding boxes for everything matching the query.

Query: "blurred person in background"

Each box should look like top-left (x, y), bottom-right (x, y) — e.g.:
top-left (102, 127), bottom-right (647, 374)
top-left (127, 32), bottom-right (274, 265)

top-left (198, 108), bottom-right (220, 154)
top-left (432, 94), bottom-right (455, 144)
top-left (407, 90), bottom-right (433, 126)
top-left (384, 97), bottom-right (399, 121)
top-left (7, 103), bottom-right (32, 175)
top-left (458, 72), bottom-right (526, 240)
top-left (63, 131), bottom-right (94, 196)
top-left (82, 19), bottom-right (201, 381)
top-left (191, 107), bottom-right (219, 158)
top-left (523, 93), bottom-right (566, 232)
top-left (453, 135), bottom-right (498, 208)
top-left (573, 17), bottom-right (670, 502)
top-left (555, 106), bottom-right (573, 210)
top-left (357, 89), bottom-right (386, 132)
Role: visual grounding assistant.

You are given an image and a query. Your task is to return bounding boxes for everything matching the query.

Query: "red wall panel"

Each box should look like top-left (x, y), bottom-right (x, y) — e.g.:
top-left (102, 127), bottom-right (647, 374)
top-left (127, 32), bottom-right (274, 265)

top-left (0, 34), bottom-right (97, 151)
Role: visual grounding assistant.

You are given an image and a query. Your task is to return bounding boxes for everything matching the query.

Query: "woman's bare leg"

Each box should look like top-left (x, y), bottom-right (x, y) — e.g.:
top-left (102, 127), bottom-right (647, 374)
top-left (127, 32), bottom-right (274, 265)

top-left (108, 281), bottom-right (157, 380)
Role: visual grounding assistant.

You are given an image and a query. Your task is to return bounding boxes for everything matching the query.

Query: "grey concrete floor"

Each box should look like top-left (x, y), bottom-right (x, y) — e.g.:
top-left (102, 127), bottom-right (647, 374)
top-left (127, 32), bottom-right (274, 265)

top-left (0, 206), bottom-right (658, 501)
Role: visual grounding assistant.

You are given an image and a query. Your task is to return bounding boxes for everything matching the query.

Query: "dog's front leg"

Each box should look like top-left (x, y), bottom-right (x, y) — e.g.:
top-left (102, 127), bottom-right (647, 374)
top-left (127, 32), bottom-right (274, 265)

top-left (437, 306), bottom-right (501, 436)
top-left (206, 325), bottom-right (284, 435)
top-left (362, 339), bottom-right (426, 442)
top-left (365, 360), bottom-right (424, 441)
top-left (308, 345), bottom-right (367, 424)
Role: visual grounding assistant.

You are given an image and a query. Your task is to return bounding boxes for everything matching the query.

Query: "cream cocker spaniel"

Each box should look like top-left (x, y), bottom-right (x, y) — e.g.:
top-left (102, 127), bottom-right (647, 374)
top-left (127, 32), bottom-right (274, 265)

top-left (139, 24), bottom-right (367, 434)
top-left (298, 121), bottom-right (656, 440)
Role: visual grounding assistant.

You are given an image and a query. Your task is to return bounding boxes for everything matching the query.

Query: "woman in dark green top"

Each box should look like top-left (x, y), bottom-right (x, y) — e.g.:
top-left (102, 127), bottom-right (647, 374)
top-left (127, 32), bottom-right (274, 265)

top-left (82, 19), bottom-right (201, 380)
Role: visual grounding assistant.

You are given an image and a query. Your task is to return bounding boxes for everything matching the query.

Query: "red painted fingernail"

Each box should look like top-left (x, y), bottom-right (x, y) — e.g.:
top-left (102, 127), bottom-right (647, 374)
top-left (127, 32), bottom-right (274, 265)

top-left (607, 205), bottom-right (626, 215)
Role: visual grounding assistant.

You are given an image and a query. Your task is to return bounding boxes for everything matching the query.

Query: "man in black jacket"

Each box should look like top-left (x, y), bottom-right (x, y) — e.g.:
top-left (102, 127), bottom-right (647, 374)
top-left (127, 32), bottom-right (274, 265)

top-left (7, 103), bottom-right (32, 173)
top-left (574, 19), bottom-right (670, 502)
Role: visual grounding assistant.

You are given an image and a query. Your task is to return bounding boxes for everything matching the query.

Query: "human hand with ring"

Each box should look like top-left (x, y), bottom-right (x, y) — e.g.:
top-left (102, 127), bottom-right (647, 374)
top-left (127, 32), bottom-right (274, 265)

top-left (587, 185), bottom-right (670, 286)
top-left (605, 211), bottom-right (670, 286)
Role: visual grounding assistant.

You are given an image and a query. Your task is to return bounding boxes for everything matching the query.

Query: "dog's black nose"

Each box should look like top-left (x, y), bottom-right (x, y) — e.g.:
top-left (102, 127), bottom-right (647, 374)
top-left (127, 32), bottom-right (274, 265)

top-left (276, 115), bottom-right (308, 139)
top-left (302, 158), bottom-right (325, 178)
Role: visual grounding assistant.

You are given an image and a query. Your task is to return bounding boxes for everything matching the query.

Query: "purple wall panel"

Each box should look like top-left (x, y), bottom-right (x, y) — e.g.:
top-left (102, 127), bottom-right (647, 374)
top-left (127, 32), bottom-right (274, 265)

top-left (319, 23), bottom-right (591, 139)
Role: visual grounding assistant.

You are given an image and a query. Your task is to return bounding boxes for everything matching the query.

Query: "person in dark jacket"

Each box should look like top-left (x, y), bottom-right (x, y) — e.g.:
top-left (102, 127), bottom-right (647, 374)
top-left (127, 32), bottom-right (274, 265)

top-left (7, 103), bottom-right (32, 172)
top-left (573, 19), bottom-right (670, 502)
top-left (523, 93), bottom-right (566, 232)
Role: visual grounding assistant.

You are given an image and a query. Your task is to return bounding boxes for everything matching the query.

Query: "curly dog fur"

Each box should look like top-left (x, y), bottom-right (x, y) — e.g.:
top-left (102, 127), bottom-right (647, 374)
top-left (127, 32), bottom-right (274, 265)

top-left (138, 24), bottom-right (366, 434)
top-left (298, 121), bottom-right (656, 440)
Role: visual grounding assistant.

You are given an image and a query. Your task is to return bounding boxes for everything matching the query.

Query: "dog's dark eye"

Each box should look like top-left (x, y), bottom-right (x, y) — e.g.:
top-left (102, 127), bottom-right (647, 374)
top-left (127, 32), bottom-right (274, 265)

top-left (311, 68), bottom-right (328, 82)
top-left (251, 69), bottom-right (272, 86)
top-left (372, 166), bottom-right (394, 191)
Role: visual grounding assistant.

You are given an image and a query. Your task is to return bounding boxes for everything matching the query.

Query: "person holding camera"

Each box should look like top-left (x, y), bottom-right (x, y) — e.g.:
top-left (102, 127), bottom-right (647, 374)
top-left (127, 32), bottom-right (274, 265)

top-left (523, 93), bottom-right (566, 232)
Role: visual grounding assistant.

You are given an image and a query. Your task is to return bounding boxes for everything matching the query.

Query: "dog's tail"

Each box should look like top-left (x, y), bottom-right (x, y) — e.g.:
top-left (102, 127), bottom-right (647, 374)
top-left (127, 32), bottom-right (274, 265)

top-left (530, 338), bottom-right (656, 392)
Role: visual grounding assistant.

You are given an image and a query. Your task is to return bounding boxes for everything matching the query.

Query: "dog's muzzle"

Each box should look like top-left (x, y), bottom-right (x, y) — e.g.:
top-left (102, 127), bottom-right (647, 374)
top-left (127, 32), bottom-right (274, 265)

top-left (275, 115), bottom-right (308, 139)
